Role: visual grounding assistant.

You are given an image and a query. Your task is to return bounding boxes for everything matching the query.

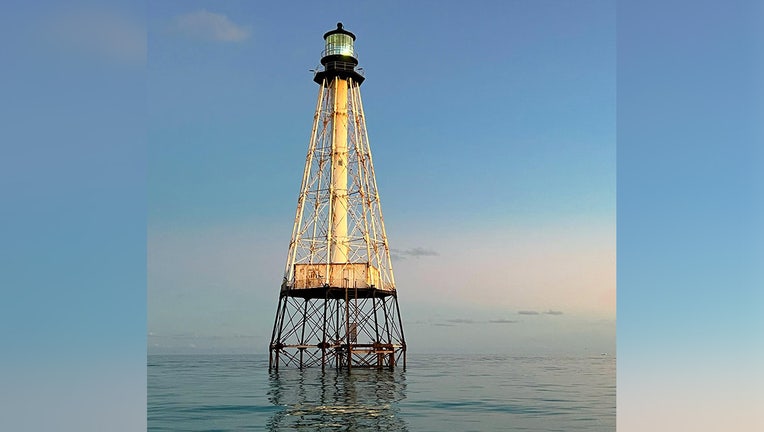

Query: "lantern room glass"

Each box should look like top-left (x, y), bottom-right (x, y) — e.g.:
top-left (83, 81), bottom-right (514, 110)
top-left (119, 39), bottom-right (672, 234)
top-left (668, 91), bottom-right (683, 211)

top-left (325, 33), bottom-right (354, 57)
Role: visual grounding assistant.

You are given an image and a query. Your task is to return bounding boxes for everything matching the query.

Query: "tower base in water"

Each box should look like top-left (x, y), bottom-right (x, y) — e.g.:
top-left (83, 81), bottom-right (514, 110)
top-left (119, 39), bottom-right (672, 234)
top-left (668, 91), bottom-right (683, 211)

top-left (269, 286), bottom-right (406, 370)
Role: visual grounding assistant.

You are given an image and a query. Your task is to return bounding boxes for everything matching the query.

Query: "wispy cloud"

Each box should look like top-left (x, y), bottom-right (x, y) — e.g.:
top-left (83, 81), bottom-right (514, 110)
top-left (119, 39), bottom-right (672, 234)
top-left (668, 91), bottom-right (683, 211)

top-left (170, 10), bottom-right (250, 42)
top-left (42, 9), bottom-right (146, 65)
top-left (429, 317), bottom-right (519, 325)
top-left (516, 310), bottom-right (563, 316)
top-left (518, 310), bottom-right (539, 315)
top-left (543, 310), bottom-right (564, 315)
top-left (445, 318), bottom-right (475, 324)
top-left (390, 247), bottom-right (439, 260)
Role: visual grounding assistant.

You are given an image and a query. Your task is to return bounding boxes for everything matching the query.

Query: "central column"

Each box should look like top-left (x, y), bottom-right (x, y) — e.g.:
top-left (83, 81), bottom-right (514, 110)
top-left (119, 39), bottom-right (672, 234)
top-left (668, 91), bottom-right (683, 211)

top-left (331, 77), bottom-right (349, 264)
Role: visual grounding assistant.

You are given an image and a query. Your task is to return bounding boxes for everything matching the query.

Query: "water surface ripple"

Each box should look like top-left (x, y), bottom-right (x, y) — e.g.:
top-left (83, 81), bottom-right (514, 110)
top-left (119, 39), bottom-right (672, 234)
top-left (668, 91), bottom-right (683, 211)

top-left (148, 354), bottom-right (614, 431)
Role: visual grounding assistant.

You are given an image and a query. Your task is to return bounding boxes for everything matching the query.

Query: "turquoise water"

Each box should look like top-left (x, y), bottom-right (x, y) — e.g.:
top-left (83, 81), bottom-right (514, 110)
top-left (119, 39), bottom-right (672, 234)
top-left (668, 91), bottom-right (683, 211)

top-left (148, 354), bottom-right (614, 431)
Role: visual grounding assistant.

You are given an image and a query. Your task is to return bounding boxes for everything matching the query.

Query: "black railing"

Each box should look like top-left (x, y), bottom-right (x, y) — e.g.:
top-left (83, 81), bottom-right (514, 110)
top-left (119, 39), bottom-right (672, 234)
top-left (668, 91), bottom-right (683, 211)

top-left (322, 60), bottom-right (361, 73)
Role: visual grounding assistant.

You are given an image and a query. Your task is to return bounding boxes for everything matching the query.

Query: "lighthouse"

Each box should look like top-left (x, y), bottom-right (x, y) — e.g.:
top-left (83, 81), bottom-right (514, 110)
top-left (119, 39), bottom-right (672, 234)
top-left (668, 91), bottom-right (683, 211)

top-left (268, 23), bottom-right (407, 370)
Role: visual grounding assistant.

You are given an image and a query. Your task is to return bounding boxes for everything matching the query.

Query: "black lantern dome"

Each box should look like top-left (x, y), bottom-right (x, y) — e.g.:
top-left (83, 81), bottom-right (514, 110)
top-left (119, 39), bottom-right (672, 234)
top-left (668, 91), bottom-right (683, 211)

top-left (313, 22), bottom-right (365, 85)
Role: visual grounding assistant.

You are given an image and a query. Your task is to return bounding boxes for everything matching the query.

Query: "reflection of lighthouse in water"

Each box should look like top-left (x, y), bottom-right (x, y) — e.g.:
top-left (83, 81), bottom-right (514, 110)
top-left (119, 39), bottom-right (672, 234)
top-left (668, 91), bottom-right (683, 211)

top-left (268, 23), bottom-right (406, 371)
top-left (267, 368), bottom-right (408, 430)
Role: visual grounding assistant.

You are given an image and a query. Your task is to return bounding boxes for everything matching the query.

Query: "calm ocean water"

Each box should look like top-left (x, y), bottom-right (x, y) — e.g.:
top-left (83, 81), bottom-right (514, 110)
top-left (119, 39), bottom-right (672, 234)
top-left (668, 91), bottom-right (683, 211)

top-left (148, 354), bottom-right (614, 431)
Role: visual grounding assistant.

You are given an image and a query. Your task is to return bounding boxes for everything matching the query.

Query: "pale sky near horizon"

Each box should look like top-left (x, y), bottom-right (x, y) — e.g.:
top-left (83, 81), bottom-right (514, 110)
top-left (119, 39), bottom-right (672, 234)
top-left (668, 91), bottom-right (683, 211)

top-left (146, 0), bottom-right (615, 355)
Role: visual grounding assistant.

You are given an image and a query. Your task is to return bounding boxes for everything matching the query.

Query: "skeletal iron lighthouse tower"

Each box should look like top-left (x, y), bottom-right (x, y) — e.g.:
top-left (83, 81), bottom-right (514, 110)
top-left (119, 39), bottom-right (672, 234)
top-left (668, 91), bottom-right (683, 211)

top-left (269, 23), bottom-right (406, 370)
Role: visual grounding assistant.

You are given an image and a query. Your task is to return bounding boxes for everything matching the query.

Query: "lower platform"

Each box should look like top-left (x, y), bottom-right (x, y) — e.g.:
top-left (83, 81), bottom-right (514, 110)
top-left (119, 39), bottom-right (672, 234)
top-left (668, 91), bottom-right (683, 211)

top-left (280, 286), bottom-right (397, 300)
top-left (269, 288), bottom-right (406, 370)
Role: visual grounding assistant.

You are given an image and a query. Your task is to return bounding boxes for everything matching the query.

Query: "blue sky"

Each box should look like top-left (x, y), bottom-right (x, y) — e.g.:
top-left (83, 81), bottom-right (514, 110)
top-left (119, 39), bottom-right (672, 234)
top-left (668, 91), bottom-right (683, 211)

top-left (1, 1), bottom-right (146, 429)
top-left (617, 1), bottom-right (763, 429)
top-left (146, 1), bottom-right (616, 355)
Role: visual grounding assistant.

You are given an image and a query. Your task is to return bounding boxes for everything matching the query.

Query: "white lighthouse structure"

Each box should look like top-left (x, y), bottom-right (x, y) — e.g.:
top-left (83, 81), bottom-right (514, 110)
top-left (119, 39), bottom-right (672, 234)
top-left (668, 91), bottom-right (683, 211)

top-left (269, 23), bottom-right (406, 370)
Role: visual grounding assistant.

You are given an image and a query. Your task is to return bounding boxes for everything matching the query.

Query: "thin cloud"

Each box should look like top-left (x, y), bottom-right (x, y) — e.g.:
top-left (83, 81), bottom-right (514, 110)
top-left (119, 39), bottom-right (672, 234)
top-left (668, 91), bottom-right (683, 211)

top-left (42, 9), bottom-right (146, 65)
top-left (171, 10), bottom-right (251, 42)
top-left (518, 310), bottom-right (539, 315)
top-left (390, 247), bottom-right (439, 261)
top-left (406, 247), bottom-right (439, 257)
top-left (516, 310), bottom-right (563, 316)
top-left (434, 318), bottom-right (521, 325)
top-left (445, 318), bottom-right (475, 324)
